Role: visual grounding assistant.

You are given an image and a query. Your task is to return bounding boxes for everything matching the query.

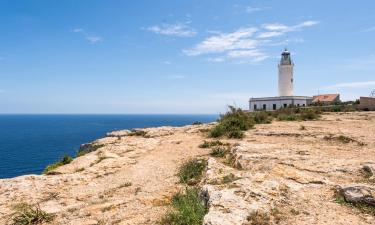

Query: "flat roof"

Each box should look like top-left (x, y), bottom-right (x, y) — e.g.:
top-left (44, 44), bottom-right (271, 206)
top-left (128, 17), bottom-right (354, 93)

top-left (249, 96), bottom-right (313, 102)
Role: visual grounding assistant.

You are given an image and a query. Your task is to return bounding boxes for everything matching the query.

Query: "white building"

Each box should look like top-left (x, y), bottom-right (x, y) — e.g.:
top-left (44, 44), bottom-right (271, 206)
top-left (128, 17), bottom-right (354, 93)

top-left (249, 49), bottom-right (312, 112)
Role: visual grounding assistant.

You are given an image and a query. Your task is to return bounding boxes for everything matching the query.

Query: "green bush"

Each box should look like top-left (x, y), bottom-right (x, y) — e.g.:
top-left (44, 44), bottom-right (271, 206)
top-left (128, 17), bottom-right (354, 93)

top-left (161, 188), bottom-right (207, 225)
top-left (11, 203), bottom-right (54, 225)
top-left (252, 111), bottom-right (272, 124)
top-left (209, 106), bottom-right (254, 139)
top-left (277, 113), bottom-right (298, 121)
top-left (300, 109), bottom-right (320, 121)
top-left (43, 155), bottom-right (73, 174)
top-left (178, 159), bottom-right (207, 185)
top-left (198, 140), bottom-right (228, 148)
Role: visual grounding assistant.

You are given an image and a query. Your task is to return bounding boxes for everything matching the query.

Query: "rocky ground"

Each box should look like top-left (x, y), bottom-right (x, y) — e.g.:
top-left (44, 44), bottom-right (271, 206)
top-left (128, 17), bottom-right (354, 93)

top-left (0, 112), bottom-right (375, 225)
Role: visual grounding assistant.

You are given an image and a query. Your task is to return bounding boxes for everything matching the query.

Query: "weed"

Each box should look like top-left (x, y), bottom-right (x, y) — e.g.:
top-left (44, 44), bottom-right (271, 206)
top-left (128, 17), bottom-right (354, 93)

top-left (334, 193), bottom-right (375, 216)
top-left (210, 146), bottom-right (229, 157)
top-left (43, 155), bottom-right (73, 174)
top-left (299, 125), bottom-right (306, 130)
top-left (11, 203), bottom-right (54, 225)
top-left (118, 182), bottom-right (132, 188)
top-left (161, 188), bottom-right (207, 225)
top-left (178, 159), bottom-right (207, 185)
top-left (198, 140), bottom-right (229, 148)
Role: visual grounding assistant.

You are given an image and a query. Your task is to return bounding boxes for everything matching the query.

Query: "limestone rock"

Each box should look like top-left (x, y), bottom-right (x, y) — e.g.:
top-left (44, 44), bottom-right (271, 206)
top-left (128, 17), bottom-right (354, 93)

top-left (337, 185), bottom-right (375, 206)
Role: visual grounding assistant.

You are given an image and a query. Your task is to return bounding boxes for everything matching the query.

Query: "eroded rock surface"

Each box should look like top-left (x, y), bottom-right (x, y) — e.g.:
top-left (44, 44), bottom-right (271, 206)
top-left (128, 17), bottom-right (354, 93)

top-left (1, 112), bottom-right (375, 225)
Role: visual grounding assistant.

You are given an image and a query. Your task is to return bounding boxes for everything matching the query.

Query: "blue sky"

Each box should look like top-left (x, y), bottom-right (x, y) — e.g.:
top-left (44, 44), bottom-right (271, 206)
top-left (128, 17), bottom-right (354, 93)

top-left (0, 0), bottom-right (375, 114)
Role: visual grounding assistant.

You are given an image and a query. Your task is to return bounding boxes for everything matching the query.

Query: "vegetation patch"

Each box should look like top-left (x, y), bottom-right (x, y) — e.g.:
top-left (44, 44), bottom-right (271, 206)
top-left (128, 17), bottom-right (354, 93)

top-left (299, 125), bottom-right (306, 130)
top-left (210, 146), bottom-right (229, 158)
top-left (334, 192), bottom-right (375, 216)
top-left (11, 203), bottom-right (54, 225)
top-left (324, 134), bottom-right (365, 146)
top-left (209, 106), bottom-right (255, 139)
top-left (246, 211), bottom-right (271, 225)
top-left (192, 121), bottom-right (203, 125)
top-left (128, 129), bottom-right (148, 137)
top-left (161, 188), bottom-right (207, 225)
top-left (77, 143), bottom-right (105, 157)
top-left (43, 155), bottom-right (73, 174)
top-left (178, 159), bottom-right (207, 185)
top-left (199, 140), bottom-right (229, 149)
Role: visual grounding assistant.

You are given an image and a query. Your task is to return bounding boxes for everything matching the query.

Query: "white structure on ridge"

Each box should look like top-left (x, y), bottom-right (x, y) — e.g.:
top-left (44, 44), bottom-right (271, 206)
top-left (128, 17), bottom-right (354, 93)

top-left (249, 49), bottom-right (312, 112)
top-left (278, 49), bottom-right (294, 96)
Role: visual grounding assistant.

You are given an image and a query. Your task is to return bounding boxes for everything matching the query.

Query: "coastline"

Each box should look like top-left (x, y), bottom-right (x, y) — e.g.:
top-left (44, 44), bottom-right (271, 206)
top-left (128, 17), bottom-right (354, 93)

top-left (1, 112), bottom-right (375, 224)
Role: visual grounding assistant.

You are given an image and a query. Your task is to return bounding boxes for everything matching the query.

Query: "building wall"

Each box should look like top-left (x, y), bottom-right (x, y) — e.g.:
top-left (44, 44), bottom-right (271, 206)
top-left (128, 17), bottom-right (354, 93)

top-left (358, 97), bottom-right (375, 110)
top-left (278, 64), bottom-right (294, 96)
top-left (249, 99), bottom-right (311, 112)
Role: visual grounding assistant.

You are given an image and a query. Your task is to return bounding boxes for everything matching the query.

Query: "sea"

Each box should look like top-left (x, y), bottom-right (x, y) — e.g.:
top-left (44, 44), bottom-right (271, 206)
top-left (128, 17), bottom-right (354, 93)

top-left (0, 114), bottom-right (218, 179)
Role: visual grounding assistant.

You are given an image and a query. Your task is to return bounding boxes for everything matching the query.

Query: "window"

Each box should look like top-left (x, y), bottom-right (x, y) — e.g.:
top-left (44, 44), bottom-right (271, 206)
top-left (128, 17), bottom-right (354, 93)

top-left (302, 104), bottom-right (305, 107)
top-left (254, 104), bottom-right (257, 110)
top-left (273, 104), bottom-right (277, 110)
top-left (297, 104), bottom-right (300, 107)
top-left (263, 104), bottom-right (266, 110)
top-left (283, 103), bottom-right (287, 108)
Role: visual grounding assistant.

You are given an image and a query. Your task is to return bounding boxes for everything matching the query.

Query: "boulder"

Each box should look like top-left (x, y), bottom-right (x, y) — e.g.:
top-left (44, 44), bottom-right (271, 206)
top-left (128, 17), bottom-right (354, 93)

top-left (337, 185), bottom-right (375, 206)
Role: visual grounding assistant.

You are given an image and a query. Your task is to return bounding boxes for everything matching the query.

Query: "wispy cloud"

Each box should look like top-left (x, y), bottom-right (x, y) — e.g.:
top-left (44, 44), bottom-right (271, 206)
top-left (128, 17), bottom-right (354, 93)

top-left (0, 89), bottom-right (5, 94)
top-left (362, 26), bottom-right (375, 32)
top-left (245, 6), bottom-right (270, 13)
top-left (72, 28), bottom-right (103, 44)
top-left (165, 75), bottom-right (186, 80)
top-left (183, 20), bottom-right (319, 63)
top-left (146, 22), bottom-right (197, 37)
top-left (163, 60), bottom-right (172, 65)
top-left (257, 21), bottom-right (319, 38)
top-left (322, 81), bottom-right (375, 90)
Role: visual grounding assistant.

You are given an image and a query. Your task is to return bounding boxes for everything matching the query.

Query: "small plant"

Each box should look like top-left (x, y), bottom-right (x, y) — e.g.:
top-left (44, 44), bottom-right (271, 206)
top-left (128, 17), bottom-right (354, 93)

top-left (178, 159), bottom-right (207, 185)
top-left (161, 188), bottom-right (207, 225)
top-left (210, 146), bottom-right (229, 157)
top-left (334, 191), bottom-right (375, 216)
top-left (43, 155), bottom-right (73, 174)
top-left (192, 121), bottom-right (203, 125)
top-left (11, 203), bottom-right (54, 225)
top-left (300, 109), bottom-right (320, 121)
top-left (198, 140), bottom-right (229, 148)
top-left (299, 125), bottom-right (306, 130)
top-left (118, 182), bottom-right (132, 188)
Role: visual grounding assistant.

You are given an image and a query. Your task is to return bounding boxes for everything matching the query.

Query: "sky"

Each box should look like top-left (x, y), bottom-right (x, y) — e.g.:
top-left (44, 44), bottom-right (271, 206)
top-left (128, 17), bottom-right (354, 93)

top-left (0, 0), bottom-right (375, 114)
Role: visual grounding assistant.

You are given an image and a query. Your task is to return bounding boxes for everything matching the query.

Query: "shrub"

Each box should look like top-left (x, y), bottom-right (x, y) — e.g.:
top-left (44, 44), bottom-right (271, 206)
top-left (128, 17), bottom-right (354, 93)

top-left (252, 111), bottom-right (272, 124)
top-left (192, 121), bottom-right (203, 125)
top-left (209, 106), bottom-right (254, 139)
top-left (300, 109), bottom-right (320, 121)
top-left (210, 146), bottom-right (229, 157)
top-left (161, 188), bottom-right (207, 225)
top-left (11, 203), bottom-right (54, 225)
top-left (178, 159), bottom-right (207, 185)
top-left (277, 113), bottom-right (298, 121)
top-left (43, 155), bottom-right (73, 174)
top-left (198, 140), bottom-right (228, 149)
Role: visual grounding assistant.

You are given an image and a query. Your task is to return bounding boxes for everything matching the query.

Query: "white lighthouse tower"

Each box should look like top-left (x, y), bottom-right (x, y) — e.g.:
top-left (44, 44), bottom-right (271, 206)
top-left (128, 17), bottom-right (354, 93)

top-left (278, 49), bottom-right (294, 96)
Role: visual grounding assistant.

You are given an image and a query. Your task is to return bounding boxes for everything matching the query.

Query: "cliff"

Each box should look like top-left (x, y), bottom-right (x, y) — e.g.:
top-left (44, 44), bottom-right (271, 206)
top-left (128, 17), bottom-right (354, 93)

top-left (1, 112), bottom-right (375, 225)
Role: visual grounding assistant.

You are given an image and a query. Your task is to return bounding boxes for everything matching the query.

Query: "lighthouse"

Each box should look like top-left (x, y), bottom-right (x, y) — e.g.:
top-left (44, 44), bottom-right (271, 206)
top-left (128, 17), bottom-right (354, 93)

top-left (248, 49), bottom-right (313, 111)
top-left (278, 49), bottom-right (294, 96)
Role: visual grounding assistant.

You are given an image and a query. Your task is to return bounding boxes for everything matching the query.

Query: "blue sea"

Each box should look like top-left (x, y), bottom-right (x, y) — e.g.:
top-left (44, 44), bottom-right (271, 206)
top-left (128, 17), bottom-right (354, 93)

top-left (0, 115), bottom-right (217, 179)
